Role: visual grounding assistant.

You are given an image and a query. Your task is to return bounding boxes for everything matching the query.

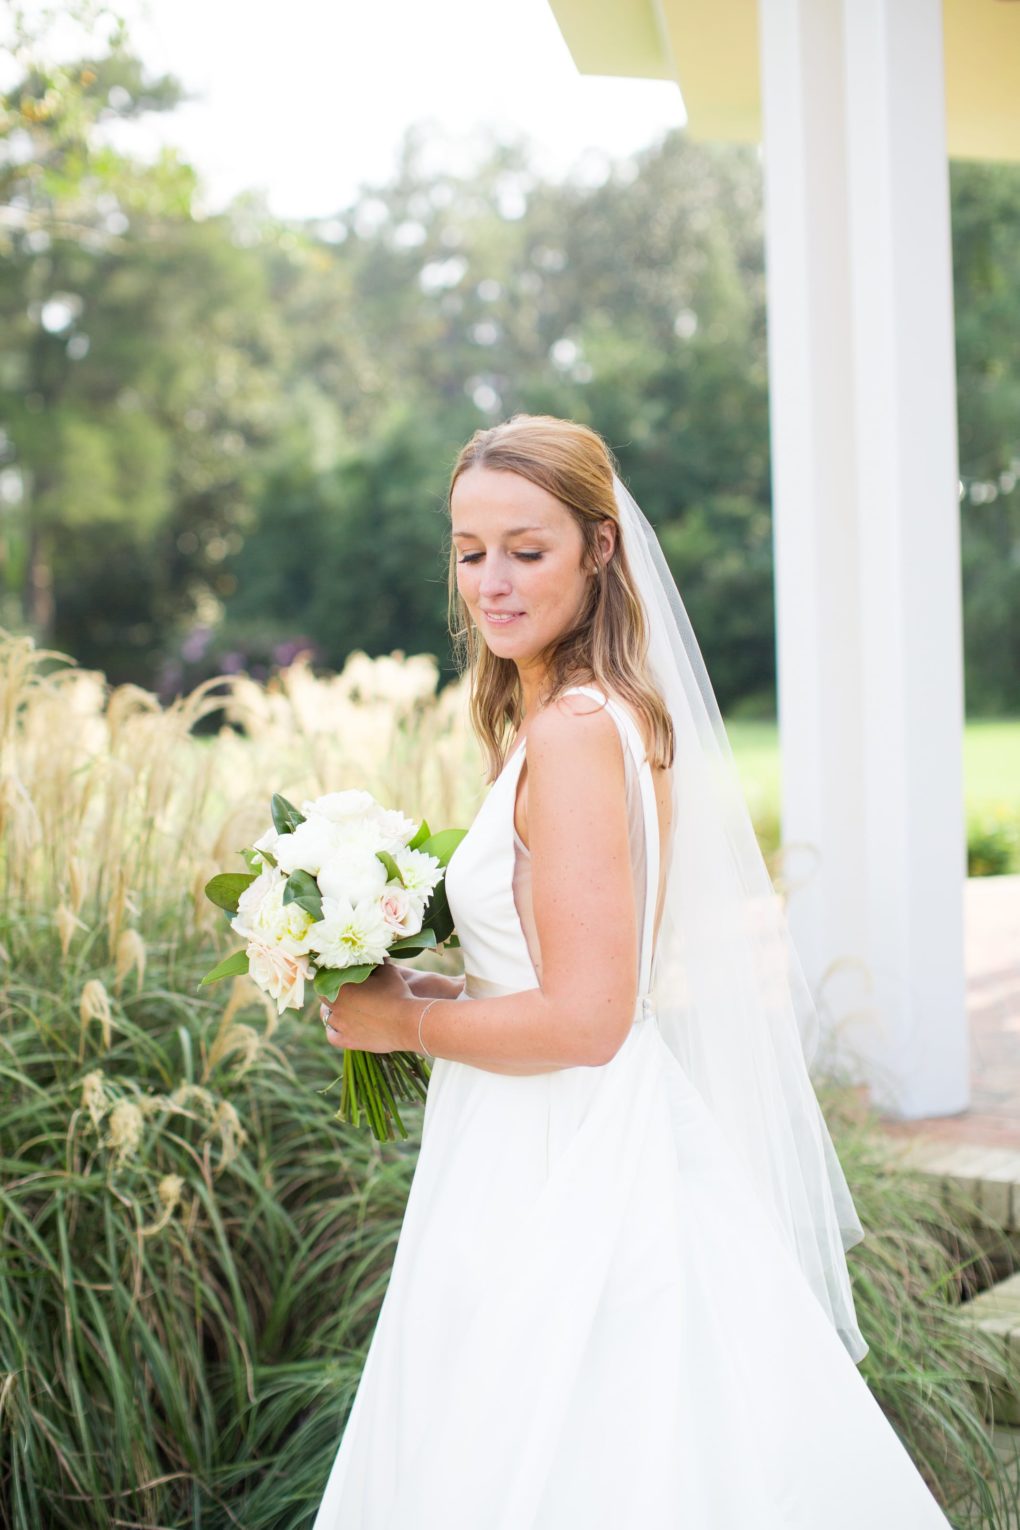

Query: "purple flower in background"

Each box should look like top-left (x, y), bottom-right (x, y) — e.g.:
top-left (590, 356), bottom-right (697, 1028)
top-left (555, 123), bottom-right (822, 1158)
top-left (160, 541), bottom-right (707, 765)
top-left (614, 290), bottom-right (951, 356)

top-left (158, 660), bottom-right (184, 702)
top-left (181, 625), bottom-right (213, 663)
top-left (273, 635), bottom-right (319, 666)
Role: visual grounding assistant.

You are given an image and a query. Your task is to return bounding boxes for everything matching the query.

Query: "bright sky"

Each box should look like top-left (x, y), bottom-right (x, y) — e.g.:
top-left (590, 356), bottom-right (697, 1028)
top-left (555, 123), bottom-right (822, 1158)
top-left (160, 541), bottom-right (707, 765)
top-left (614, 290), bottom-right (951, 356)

top-left (10, 0), bottom-right (687, 220)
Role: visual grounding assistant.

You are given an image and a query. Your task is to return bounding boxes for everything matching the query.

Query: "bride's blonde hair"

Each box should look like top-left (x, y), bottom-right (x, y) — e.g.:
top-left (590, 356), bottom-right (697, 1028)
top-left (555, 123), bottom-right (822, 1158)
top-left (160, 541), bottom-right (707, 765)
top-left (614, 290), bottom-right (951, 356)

top-left (446, 412), bottom-right (675, 783)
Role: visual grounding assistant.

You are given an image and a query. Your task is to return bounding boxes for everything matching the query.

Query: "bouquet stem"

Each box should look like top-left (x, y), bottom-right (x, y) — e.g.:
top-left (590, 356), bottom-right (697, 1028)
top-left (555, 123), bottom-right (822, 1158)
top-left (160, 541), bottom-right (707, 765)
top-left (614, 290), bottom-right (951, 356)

top-left (334, 1047), bottom-right (432, 1142)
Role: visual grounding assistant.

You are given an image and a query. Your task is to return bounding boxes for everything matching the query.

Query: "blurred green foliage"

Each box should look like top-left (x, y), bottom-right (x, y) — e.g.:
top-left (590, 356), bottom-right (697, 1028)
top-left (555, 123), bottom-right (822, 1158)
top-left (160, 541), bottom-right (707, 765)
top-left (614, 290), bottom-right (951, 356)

top-left (1, 9), bottom-right (1018, 721)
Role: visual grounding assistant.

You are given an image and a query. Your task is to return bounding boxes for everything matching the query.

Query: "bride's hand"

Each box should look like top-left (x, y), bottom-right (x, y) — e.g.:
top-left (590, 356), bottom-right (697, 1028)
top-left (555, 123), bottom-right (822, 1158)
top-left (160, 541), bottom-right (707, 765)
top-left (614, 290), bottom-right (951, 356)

top-left (319, 958), bottom-right (416, 1054)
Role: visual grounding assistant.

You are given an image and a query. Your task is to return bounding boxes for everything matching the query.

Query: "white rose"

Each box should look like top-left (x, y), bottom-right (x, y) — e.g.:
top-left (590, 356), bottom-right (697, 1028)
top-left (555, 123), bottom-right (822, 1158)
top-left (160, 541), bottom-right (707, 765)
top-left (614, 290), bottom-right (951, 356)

top-left (378, 883), bottom-right (426, 939)
top-left (330, 816), bottom-right (393, 856)
top-left (306, 894), bottom-right (392, 970)
top-left (317, 848), bottom-right (388, 906)
top-left (301, 789), bottom-right (379, 823)
top-left (373, 805), bottom-right (422, 851)
top-left (274, 816), bottom-right (346, 877)
top-left (231, 866), bottom-right (286, 941)
top-left (391, 846), bottom-right (443, 902)
top-left (246, 939), bottom-right (314, 1014)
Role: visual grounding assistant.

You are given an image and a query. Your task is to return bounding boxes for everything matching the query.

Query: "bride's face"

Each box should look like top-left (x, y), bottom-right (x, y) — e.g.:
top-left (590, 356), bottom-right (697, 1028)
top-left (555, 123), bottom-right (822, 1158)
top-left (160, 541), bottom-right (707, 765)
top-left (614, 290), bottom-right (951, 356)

top-left (451, 465), bottom-right (612, 666)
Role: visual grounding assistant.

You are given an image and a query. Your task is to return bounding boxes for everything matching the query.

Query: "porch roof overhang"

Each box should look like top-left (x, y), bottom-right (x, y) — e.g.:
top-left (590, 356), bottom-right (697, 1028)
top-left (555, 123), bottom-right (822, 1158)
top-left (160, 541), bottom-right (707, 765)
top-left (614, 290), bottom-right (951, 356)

top-left (546, 0), bottom-right (1020, 162)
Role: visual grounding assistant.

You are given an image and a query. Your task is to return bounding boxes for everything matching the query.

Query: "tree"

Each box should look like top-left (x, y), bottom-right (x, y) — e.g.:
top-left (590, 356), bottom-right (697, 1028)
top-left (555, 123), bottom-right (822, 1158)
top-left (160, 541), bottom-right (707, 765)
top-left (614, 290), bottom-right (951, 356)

top-left (951, 158), bottom-right (1020, 714)
top-left (0, 14), bottom-right (298, 684)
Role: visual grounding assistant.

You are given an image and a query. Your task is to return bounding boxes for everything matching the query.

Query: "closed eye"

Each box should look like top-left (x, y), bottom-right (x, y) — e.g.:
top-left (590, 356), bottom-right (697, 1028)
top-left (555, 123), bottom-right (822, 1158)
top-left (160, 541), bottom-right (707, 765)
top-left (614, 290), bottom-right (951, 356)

top-left (457, 552), bottom-right (544, 564)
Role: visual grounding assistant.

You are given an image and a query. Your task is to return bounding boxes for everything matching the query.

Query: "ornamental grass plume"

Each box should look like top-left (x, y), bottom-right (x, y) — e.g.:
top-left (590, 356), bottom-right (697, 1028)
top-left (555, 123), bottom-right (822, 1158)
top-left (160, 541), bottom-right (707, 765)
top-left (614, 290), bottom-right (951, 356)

top-left (113, 926), bottom-right (146, 996)
top-left (80, 1067), bottom-right (110, 1131)
top-left (209, 1099), bottom-right (248, 1170)
top-left (103, 1097), bottom-right (145, 1169)
top-left (203, 973), bottom-right (277, 1079)
top-left (139, 1173), bottom-right (186, 1239)
top-left (55, 900), bottom-right (87, 957)
top-left (79, 977), bottom-right (112, 1054)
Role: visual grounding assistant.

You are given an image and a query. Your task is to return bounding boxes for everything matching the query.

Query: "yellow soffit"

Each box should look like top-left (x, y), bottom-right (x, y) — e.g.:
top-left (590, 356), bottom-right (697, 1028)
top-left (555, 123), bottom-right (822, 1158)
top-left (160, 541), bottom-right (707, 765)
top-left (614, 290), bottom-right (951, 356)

top-left (546, 0), bottom-right (1020, 164)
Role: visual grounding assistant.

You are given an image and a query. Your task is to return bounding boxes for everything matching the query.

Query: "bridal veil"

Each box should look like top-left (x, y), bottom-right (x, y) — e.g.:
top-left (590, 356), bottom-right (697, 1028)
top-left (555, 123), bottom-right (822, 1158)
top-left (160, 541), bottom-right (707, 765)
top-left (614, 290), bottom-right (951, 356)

top-left (612, 470), bottom-right (868, 1363)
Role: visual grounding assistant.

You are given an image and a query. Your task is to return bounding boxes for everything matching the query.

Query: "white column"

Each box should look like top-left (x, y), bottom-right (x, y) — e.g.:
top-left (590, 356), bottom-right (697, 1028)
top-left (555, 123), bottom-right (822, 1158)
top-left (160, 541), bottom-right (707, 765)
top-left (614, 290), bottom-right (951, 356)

top-left (757, 0), bottom-right (968, 1116)
top-left (757, 0), bottom-right (873, 1089)
top-left (842, 0), bottom-right (968, 1116)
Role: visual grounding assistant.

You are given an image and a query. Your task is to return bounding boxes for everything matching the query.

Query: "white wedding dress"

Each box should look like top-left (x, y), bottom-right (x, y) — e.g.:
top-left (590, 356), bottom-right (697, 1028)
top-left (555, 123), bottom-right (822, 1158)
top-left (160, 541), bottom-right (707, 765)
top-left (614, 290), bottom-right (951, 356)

top-left (312, 686), bottom-right (953, 1528)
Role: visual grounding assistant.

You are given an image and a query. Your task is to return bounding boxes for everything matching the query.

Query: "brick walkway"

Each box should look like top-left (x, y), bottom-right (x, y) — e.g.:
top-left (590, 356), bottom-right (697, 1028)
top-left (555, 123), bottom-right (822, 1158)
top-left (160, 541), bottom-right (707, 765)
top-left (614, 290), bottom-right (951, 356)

top-left (878, 873), bottom-right (1020, 1150)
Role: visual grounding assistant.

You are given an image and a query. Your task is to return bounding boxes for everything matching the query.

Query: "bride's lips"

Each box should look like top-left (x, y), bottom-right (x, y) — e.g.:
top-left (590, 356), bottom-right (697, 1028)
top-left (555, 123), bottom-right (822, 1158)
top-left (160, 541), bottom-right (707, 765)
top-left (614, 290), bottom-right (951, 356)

top-left (482, 610), bottom-right (525, 625)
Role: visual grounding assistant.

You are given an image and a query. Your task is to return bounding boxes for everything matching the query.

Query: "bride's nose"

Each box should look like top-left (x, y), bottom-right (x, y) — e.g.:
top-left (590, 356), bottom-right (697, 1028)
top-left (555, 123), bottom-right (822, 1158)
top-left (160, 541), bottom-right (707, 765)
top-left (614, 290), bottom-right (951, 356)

top-left (479, 559), bottom-right (514, 597)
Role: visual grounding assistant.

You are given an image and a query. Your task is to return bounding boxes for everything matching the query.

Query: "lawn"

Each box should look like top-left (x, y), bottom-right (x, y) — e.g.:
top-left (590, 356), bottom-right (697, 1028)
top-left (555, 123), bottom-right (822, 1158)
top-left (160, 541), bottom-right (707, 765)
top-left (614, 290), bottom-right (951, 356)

top-left (726, 717), bottom-right (1020, 817)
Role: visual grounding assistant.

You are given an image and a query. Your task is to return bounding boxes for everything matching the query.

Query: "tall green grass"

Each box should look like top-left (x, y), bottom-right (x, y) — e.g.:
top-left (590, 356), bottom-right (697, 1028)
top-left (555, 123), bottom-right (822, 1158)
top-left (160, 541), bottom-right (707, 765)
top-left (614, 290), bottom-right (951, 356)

top-left (2, 928), bottom-right (422, 1527)
top-left (817, 1079), bottom-right (1020, 1526)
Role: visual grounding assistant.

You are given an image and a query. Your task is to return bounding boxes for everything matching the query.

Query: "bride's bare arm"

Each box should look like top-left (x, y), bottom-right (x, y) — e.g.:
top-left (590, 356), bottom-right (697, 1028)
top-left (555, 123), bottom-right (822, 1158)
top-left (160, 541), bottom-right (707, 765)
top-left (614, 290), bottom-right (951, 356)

top-left (400, 698), bottom-right (639, 1075)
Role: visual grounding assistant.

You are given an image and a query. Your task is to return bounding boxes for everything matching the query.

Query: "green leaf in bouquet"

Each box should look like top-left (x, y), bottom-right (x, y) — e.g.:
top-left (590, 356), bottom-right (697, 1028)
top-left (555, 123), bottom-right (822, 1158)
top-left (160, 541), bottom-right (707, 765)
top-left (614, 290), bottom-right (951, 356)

top-left (416, 827), bottom-right (467, 866)
top-left (271, 792), bottom-right (305, 836)
top-left (199, 948), bottom-right (250, 986)
top-left (387, 927), bottom-right (438, 957)
top-left (313, 963), bottom-right (375, 1002)
top-left (204, 871), bottom-right (257, 913)
top-left (282, 868), bottom-right (323, 919)
top-left (419, 877), bottom-right (455, 946)
top-left (376, 849), bottom-right (404, 884)
top-left (241, 845), bottom-right (276, 872)
top-left (407, 818), bottom-right (430, 850)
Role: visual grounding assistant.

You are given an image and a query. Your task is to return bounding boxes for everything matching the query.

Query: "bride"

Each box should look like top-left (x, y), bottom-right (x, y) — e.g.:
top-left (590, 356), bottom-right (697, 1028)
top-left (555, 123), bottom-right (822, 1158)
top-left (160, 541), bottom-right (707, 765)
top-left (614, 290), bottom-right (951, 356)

top-left (312, 414), bottom-right (954, 1527)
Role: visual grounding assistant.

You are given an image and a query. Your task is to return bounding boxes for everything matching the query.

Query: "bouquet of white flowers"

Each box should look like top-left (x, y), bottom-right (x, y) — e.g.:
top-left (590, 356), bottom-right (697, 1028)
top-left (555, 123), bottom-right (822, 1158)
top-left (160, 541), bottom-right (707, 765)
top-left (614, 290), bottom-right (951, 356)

top-left (200, 787), bottom-right (464, 1141)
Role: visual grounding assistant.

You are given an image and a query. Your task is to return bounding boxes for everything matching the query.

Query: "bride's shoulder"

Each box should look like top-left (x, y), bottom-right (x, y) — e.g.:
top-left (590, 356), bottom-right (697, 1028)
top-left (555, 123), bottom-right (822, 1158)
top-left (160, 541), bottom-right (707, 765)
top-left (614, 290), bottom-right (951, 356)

top-left (542, 683), bottom-right (652, 761)
top-left (529, 684), bottom-right (632, 765)
top-left (530, 685), bottom-right (619, 748)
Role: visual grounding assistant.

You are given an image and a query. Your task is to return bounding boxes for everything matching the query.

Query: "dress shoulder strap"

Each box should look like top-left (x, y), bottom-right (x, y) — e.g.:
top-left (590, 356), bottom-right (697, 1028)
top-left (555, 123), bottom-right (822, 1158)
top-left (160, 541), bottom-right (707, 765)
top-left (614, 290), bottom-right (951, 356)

top-left (559, 685), bottom-right (660, 998)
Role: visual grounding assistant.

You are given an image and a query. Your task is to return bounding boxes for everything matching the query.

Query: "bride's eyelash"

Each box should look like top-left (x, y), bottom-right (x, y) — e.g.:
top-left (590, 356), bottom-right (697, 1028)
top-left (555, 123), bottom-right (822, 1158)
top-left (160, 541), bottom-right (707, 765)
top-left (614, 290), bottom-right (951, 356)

top-left (458, 552), bottom-right (543, 564)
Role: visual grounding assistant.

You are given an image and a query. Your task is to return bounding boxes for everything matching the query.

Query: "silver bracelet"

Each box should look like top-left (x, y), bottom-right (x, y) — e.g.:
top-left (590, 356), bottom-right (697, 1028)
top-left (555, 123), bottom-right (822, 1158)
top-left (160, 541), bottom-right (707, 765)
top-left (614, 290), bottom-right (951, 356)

top-left (417, 996), bottom-right (441, 1061)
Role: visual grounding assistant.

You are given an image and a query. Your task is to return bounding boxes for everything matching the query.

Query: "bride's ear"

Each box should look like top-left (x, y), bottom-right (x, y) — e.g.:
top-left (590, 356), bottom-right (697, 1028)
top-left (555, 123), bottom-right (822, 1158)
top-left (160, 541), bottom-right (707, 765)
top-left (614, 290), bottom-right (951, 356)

top-left (595, 517), bottom-right (617, 571)
top-left (585, 518), bottom-right (617, 578)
